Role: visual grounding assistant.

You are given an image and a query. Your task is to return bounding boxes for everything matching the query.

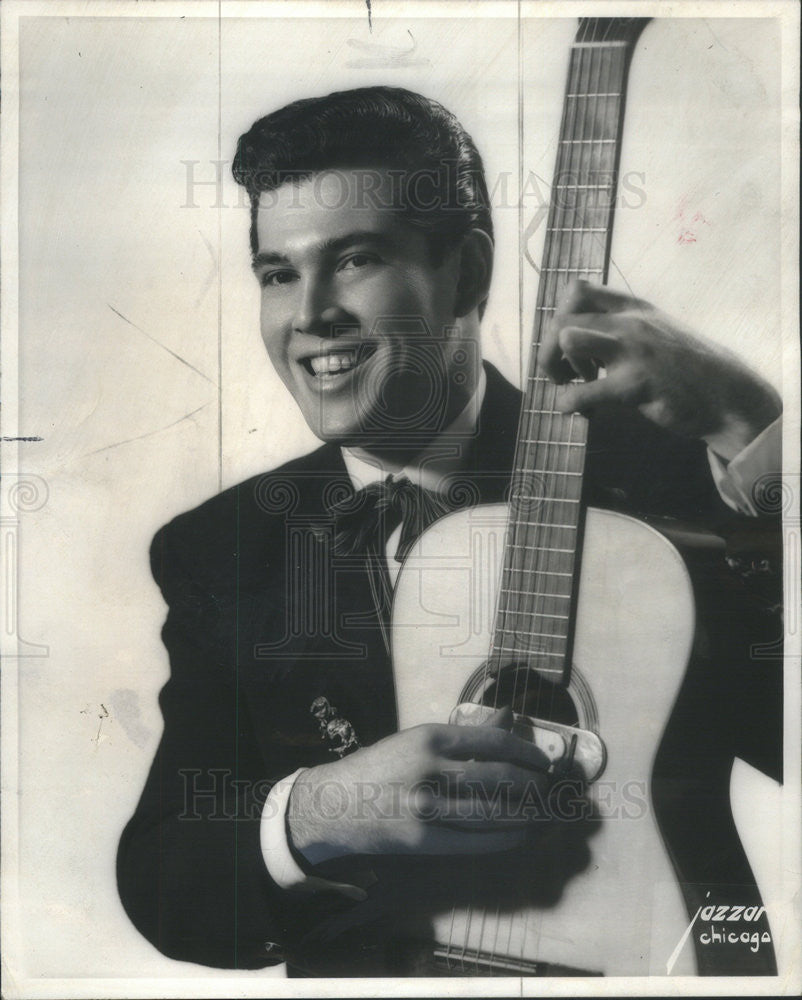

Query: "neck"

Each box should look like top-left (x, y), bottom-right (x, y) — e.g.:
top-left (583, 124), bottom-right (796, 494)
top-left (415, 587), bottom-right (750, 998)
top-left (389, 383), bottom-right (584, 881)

top-left (343, 363), bottom-right (486, 477)
top-left (344, 374), bottom-right (480, 468)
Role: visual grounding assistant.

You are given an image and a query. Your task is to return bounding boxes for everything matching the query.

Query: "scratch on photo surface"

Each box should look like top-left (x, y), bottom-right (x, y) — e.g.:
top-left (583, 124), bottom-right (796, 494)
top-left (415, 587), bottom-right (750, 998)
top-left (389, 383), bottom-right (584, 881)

top-left (195, 228), bottom-right (219, 307)
top-left (346, 30), bottom-right (430, 69)
top-left (84, 402), bottom-right (210, 457)
top-left (107, 304), bottom-right (216, 385)
top-left (1, 436), bottom-right (43, 442)
top-left (704, 19), bottom-right (730, 53)
top-left (89, 703), bottom-right (109, 750)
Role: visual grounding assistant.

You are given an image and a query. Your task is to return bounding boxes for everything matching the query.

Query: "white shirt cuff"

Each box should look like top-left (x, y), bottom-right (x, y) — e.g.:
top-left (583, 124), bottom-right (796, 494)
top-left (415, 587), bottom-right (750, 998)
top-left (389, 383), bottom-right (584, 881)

top-left (260, 769), bottom-right (367, 900)
top-left (707, 417), bottom-right (782, 516)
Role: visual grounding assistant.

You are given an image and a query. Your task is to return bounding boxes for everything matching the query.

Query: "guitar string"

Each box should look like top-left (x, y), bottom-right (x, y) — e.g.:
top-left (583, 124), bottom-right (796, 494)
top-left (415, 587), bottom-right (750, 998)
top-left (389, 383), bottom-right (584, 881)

top-left (507, 30), bottom-right (572, 773)
top-left (490, 21), bottom-right (573, 969)
top-left (518, 37), bottom-right (599, 969)
top-left (535, 26), bottom-right (624, 968)
top-left (500, 33), bottom-right (591, 972)
top-left (541, 37), bottom-right (591, 696)
top-left (482, 10), bottom-right (564, 721)
top-left (467, 10), bottom-right (539, 972)
top-left (451, 19), bottom-right (626, 971)
top-left (518, 24), bottom-right (620, 969)
top-left (536, 28), bottom-right (592, 673)
top-left (493, 35), bottom-right (592, 971)
top-left (542, 36), bottom-right (620, 968)
top-left (514, 29), bottom-right (585, 705)
top-left (517, 35), bottom-right (590, 749)
top-left (510, 39), bottom-right (581, 970)
top-left (517, 28), bottom-right (618, 969)
top-left (447, 7), bottom-right (551, 970)
top-left (457, 23), bottom-right (569, 971)
top-left (514, 36), bottom-right (572, 970)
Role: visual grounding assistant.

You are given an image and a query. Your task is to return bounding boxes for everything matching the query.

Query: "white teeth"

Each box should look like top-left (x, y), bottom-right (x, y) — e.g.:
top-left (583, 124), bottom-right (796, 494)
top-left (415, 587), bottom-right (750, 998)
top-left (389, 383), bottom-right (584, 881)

top-left (309, 351), bottom-right (357, 375)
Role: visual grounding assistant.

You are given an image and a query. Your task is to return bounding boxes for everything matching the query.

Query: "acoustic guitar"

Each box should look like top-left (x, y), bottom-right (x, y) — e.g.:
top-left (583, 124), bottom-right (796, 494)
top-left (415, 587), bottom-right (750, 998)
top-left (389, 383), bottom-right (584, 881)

top-left (383, 16), bottom-right (776, 978)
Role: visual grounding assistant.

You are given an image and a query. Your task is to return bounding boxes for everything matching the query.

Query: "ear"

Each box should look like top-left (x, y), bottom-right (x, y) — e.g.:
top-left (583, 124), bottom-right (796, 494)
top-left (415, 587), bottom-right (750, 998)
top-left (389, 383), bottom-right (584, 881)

top-left (454, 228), bottom-right (494, 318)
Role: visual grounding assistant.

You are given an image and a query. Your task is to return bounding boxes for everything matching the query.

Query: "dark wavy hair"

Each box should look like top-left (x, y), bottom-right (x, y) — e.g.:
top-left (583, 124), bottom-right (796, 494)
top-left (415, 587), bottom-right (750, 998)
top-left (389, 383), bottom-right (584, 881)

top-left (231, 86), bottom-right (493, 263)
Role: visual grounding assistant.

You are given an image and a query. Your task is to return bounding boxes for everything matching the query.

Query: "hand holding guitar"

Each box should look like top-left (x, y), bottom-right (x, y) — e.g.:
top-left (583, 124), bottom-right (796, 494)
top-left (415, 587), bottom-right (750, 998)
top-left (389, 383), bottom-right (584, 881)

top-left (539, 280), bottom-right (782, 462)
top-left (288, 710), bottom-right (552, 866)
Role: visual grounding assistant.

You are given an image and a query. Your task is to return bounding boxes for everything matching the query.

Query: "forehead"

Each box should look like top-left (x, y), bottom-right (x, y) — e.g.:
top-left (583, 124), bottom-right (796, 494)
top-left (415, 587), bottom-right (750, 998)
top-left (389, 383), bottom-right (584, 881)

top-left (254, 169), bottom-right (412, 256)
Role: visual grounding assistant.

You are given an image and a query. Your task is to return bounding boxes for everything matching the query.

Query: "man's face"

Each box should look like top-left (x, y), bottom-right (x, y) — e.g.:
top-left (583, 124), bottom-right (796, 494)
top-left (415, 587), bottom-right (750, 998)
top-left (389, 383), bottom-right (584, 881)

top-left (253, 170), bottom-right (476, 453)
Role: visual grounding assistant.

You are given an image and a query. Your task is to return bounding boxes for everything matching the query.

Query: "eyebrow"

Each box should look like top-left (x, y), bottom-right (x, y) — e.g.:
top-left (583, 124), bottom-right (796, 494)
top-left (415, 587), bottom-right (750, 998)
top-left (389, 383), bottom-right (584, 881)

top-left (251, 231), bottom-right (393, 271)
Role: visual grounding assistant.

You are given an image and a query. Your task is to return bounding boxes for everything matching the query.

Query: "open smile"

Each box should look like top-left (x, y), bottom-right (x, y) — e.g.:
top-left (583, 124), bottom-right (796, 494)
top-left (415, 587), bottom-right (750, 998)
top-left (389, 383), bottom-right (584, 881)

top-left (299, 343), bottom-right (377, 380)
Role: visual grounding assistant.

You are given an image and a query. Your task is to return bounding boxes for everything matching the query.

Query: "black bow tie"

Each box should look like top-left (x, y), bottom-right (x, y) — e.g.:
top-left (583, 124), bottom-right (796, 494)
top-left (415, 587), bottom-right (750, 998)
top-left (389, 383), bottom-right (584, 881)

top-left (328, 475), bottom-right (455, 563)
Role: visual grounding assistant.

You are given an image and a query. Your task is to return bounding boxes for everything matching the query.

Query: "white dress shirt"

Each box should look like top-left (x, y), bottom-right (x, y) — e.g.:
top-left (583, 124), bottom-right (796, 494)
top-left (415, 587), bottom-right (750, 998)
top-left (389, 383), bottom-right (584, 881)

top-left (707, 418), bottom-right (782, 516)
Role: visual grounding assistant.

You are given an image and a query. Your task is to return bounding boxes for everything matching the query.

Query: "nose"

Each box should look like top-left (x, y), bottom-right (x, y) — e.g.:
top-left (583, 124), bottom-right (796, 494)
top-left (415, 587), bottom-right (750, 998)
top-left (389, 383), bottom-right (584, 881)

top-left (292, 274), bottom-right (346, 336)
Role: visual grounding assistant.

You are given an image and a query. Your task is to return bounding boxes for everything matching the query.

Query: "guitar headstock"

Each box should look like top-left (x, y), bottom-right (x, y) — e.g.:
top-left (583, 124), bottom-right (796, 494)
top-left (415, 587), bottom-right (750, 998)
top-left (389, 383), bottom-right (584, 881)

top-left (575, 18), bottom-right (650, 48)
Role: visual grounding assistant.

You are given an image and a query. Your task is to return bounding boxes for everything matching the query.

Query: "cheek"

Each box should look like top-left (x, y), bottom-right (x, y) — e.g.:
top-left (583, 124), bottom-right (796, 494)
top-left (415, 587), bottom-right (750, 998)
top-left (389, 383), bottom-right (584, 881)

top-left (394, 270), bottom-right (453, 334)
top-left (350, 272), bottom-right (432, 325)
top-left (259, 301), bottom-right (290, 367)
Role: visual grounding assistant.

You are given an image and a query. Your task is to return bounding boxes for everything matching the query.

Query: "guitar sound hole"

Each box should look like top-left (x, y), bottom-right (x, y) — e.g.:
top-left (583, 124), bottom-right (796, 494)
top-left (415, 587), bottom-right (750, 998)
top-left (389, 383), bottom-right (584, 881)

top-left (462, 662), bottom-right (580, 727)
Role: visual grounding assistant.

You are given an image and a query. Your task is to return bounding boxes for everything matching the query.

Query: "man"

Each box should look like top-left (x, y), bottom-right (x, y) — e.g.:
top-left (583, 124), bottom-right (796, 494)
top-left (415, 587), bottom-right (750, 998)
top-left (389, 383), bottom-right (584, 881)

top-left (117, 86), bottom-right (782, 975)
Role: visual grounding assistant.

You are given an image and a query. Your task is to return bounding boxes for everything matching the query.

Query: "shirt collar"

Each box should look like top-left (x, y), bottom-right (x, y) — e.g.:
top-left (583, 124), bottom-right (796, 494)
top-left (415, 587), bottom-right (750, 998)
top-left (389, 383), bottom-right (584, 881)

top-left (341, 366), bottom-right (487, 494)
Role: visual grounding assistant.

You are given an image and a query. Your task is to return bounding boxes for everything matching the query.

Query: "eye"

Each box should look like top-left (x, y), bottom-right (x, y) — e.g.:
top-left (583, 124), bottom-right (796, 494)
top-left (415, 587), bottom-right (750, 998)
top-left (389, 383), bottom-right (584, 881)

top-left (338, 253), bottom-right (378, 272)
top-left (260, 269), bottom-right (297, 288)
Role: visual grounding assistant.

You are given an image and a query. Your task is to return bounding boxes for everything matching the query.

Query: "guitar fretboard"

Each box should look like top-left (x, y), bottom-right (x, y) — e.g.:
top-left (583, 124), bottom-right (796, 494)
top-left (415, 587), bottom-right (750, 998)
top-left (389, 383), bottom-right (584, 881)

top-left (491, 20), bottom-right (647, 682)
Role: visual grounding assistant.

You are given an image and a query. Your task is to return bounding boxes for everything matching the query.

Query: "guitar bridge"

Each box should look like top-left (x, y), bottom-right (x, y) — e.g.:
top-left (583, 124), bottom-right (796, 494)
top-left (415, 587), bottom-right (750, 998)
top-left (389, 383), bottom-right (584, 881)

top-left (449, 702), bottom-right (606, 782)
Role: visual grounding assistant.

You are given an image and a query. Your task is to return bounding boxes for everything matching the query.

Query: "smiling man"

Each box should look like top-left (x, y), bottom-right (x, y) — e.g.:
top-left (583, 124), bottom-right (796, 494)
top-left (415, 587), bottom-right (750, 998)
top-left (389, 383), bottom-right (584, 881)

top-left (117, 86), bottom-right (782, 977)
top-left (251, 167), bottom-right (488, 456)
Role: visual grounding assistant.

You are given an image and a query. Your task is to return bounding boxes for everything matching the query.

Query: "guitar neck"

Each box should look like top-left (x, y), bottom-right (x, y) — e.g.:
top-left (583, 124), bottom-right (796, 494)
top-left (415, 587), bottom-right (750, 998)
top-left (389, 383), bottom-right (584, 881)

top-left (491, 18), bottom-right (649, 684)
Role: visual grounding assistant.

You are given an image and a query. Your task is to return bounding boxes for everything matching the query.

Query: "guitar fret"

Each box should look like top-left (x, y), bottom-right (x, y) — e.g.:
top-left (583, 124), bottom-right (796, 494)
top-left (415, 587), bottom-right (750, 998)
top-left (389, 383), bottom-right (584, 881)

top-left (510, 544), bottom-right (574, 554)
top-left (499, 608), bottom-right (572, 622)
top-left (527, 469), bottom-right (583, 477)
top-left (508, 486), bottom-right (580, 495)
top-left (546, 227), bottom-right (607, 232)
top-left (572, 40), bottom-right (628, 48)
top-left (541, 267), bottom-right (604, 274)
top-left (494, 644), bottom-right (564, 659)
top-left (519, 438), bottom-right (585, 447)
top-left (509, 567), bottom-right (574, 577)
top-left (511, 497), bottom-right (581, 508)
top-left (514, 520), bottom-right (577, 530)
top-left (560, 138), bottom-right (617, 144)
top-left (514, 628), bottom-right (568, 640)
top-left (554, 183), bottom-right (614, 189)
top-left (521, 410), bottom-right (579, 421)
top-left (567, 91), bottom-right (622, 97)
top-left (501, 587), bottom-right (571, 599)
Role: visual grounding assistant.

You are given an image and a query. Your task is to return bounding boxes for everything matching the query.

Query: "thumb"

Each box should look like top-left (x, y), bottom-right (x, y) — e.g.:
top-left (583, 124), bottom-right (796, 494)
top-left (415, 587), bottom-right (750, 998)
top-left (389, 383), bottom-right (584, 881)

top-left (480, 704), bottom-right (515, 731)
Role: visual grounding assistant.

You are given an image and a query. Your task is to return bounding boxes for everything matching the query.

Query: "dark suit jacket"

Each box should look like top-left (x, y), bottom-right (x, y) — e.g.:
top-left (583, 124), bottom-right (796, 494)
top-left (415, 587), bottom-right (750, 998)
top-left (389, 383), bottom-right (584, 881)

top-left (117, 364), bottom-right (781, 971)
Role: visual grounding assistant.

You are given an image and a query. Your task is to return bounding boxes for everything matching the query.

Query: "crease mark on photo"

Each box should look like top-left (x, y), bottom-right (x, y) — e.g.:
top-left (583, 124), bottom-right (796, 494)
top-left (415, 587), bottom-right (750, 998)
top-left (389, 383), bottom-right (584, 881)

top-left (195, 228), bottom-right (218, 306)
top-left (84, 403), bottom-right (210, 457)
top-left (107, 304), bottom-right (217, 385)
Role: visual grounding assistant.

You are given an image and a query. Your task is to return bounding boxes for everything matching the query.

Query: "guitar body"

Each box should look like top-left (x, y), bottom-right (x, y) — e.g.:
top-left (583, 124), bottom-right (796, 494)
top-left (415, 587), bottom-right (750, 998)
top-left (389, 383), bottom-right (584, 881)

top-left (391, 505), bottom-right (697, 975)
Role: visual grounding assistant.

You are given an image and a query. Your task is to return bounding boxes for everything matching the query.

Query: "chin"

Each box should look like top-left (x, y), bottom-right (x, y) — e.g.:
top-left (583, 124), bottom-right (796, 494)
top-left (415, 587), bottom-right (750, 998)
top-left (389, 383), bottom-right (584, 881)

top-left (309, 420), bottom-right (397, 454)
top-left (315, 426), bottom-right (384, 449)
top-left (304, 417), bottom-right (366, 447)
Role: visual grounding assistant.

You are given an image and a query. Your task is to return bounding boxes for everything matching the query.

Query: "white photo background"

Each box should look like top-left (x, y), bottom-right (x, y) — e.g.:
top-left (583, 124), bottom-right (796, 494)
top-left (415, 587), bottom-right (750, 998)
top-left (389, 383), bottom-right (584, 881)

top-left (10, 4), bottom-right (790, 988)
